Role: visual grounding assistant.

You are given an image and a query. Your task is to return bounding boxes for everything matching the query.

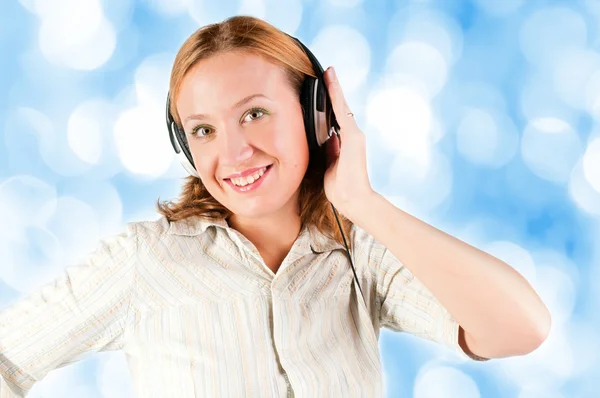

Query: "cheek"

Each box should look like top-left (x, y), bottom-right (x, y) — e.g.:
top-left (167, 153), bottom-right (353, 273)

top-left (270, 121), bottom-right (309, 161)
top-left (273, 140), bottom-right (308, 176)
top-left (195, 156), bottom-right (220, 187)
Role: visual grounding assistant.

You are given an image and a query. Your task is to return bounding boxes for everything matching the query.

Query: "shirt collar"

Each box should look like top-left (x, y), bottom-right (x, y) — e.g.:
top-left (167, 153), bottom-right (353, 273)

top-left (165, 215), bottom-right (346, 253)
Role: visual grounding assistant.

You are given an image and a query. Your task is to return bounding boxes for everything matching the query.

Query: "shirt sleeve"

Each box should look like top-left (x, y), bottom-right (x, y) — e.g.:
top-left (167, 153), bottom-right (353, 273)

top-left (0, 223), bottom-right (139, 397)
top-left (366, 232), bottom-right (489, 362)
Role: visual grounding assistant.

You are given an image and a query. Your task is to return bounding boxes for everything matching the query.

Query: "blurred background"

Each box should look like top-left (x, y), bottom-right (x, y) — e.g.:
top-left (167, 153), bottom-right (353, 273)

top-left (1, 0), bottom-right (599, 396)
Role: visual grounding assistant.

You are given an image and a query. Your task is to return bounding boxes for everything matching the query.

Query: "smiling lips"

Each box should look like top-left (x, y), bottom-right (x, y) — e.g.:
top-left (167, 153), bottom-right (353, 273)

top-left (223, 164), bottom-right (273, 193)
top-left (228, 165), bottom-right (269, 186)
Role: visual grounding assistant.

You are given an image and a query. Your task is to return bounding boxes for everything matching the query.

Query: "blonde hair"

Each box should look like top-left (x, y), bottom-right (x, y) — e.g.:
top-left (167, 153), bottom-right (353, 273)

top-left (156, 15), bottom-right (353, 250)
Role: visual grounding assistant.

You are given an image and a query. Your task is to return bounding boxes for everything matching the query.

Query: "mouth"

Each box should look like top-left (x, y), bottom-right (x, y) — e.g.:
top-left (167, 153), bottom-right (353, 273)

top-left (223, 164), bottom-right (273, 192)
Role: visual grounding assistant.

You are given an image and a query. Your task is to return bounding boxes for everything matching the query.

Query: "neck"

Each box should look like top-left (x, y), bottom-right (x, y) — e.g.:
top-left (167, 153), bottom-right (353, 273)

top-left (227, 205), bottom-right (302, 248)
top-left (227, 211), bottom-right (302, 272)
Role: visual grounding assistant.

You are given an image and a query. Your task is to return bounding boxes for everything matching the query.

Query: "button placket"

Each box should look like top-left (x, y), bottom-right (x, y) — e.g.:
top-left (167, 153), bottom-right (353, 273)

top-left (270, 288), bottom-right (295, 397)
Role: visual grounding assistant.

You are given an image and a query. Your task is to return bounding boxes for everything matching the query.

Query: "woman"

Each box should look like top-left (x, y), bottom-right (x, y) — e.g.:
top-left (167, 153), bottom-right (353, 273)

top-left (0, 15), bottom-right (550, 398)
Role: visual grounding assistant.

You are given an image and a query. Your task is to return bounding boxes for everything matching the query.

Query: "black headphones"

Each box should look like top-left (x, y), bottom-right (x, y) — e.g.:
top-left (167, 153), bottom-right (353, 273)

top-left (165, 34), bottom-right (365, 302)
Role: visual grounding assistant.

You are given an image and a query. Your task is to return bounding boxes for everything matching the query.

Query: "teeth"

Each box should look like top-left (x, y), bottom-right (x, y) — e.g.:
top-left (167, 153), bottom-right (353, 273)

top-left (231, 166), bottom-right (268, 187)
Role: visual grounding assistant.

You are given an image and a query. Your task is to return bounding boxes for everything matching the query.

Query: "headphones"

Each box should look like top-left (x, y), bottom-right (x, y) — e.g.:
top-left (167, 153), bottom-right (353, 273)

top-left (165, 33), bottom-right (365, 302)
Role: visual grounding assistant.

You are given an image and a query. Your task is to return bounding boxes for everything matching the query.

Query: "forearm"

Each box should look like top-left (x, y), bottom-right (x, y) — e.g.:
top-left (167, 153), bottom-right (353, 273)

top-left (345, 191), bottom-right (551, 358)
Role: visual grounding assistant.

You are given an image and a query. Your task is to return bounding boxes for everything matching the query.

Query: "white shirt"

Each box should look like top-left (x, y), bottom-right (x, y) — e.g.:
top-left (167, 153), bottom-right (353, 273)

top-left (0, 215), bottom-right (487, 397)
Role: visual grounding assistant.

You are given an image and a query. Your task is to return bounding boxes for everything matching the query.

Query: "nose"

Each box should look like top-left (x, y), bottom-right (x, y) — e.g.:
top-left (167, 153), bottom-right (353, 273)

top-left (218, 123), bottom-right (254, 165)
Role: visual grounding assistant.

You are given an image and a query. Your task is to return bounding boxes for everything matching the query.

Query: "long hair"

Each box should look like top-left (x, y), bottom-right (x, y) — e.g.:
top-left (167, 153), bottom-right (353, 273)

top-left (156, 15), bottom-right (354, 250)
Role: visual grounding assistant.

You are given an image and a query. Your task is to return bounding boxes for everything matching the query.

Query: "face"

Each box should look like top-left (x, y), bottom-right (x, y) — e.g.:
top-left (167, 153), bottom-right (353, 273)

top-left (176, 51), bottom-right (309, 222)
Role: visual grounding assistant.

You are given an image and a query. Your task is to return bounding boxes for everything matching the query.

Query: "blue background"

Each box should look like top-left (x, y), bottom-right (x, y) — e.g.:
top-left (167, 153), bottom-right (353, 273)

top-left (1, 0), bottom-right (599, 396)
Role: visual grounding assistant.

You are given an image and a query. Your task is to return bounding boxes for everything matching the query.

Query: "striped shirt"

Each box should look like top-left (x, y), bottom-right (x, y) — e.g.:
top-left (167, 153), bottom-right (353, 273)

top-left (0, 214), bottom-right (487, 397)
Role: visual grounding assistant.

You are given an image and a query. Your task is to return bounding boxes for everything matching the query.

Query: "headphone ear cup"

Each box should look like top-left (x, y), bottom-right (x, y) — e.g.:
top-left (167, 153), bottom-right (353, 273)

top-left (166, 94), bottom-right (199, 177)
top-left (173, 124), bottom-right (200, 178)
top-left (300, 76), bottom-right (319, 152)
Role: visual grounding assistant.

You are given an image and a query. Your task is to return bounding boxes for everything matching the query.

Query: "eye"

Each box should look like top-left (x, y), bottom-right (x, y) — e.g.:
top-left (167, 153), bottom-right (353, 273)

top-left (243, 107), bottom-right (267, 122)
top-left (190, 125), bottom-right (213, 137)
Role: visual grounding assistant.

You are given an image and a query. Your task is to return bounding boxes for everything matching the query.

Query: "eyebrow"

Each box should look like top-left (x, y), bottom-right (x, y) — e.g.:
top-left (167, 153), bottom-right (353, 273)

top-left (182, 93), bottom-right (270, 125)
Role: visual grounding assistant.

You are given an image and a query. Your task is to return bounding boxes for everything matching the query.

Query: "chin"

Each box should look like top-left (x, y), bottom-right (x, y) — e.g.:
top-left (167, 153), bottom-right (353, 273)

top-left (226, 190), bottom-right (299, 220)
top-left (226, 208), bottom-right (274, 223)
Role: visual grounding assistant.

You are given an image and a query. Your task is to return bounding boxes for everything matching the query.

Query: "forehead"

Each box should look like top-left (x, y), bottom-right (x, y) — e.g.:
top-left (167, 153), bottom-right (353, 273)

top-left (177, 51), bottom-right (291, 110)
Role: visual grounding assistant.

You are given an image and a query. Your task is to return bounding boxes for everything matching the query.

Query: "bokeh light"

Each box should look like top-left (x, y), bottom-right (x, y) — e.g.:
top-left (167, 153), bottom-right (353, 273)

top-left (1, 1), bottom-right (598, 397)
top-left (520, 117), bottom-right (583, 184)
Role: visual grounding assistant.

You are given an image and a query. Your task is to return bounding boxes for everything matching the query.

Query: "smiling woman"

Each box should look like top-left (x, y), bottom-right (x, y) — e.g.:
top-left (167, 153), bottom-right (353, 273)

top-left (157, 15), bottom-right (354, 255)
top-left (173, 50), bottom-right (312, 235)
top-left (0, 13), bottom-right (551, 398)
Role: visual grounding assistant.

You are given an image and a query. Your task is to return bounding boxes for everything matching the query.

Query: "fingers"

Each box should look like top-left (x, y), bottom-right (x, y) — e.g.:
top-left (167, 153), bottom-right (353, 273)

top-left (324, 67), bottom-right (355, 132)
top-left (325, 132), bottom-right (341, 170)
